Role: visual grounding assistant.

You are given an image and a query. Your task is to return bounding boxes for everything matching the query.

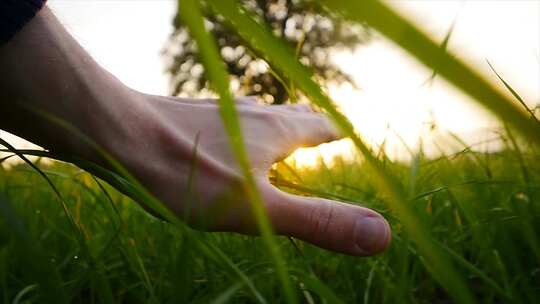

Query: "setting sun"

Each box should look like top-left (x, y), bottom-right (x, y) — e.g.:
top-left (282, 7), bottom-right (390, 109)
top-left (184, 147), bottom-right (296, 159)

top-left (288, 0), bottom-right (539, 166)
top-left (287, 139), bottom-right (355, 168)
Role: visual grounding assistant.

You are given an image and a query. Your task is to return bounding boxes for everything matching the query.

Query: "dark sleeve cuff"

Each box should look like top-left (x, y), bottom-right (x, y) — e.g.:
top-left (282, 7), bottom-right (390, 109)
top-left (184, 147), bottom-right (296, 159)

top-left (1, 0), bottom-right (48, 45)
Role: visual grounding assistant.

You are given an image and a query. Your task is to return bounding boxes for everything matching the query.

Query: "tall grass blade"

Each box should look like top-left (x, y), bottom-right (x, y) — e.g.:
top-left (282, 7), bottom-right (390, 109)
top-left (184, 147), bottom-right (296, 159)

top-left (210, 282), bottom-right (243, 304)
top-left (320, 0), bottom-right (540, 147)
top-left (205, 1), bottom-right (474, 302)
top-left (486, 60), bottom-right (538, 122)
top-left (291, 271), bottom-right (344, 304)
top-left (177, 0), bottom-right (297, 302)
top-left (422, 16), bottom-right (458, 86)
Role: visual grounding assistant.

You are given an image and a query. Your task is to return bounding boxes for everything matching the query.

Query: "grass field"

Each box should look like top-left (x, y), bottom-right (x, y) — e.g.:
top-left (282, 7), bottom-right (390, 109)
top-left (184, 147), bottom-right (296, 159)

top-left (1, 132), bottom-right (539, 303)
top-left (1, 0), bottom-right (539, 303)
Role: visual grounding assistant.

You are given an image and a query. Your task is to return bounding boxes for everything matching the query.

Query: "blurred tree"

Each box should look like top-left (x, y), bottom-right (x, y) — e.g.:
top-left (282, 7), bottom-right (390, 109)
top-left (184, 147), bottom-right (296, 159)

top-left (162, 0), bottom-right (371, 104)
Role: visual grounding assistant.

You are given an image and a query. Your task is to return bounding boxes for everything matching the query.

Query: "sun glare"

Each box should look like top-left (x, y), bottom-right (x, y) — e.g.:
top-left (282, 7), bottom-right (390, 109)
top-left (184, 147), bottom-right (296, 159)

top-left (287, 139), bottom-right (356, 168)
top-left (289, 0), bottom-right (539, 167)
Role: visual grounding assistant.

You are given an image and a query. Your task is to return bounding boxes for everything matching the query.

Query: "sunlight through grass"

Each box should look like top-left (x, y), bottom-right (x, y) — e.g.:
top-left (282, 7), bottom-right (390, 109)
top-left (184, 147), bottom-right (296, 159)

top-left (1, 0), bottom-right (539, 303)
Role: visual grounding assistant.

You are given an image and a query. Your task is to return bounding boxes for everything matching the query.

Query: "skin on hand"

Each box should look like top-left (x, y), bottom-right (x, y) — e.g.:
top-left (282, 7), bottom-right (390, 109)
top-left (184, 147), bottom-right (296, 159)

top-left (0, 7), bottom-right (391, 256)
top-left (113, 93), bottom-right (391, 256)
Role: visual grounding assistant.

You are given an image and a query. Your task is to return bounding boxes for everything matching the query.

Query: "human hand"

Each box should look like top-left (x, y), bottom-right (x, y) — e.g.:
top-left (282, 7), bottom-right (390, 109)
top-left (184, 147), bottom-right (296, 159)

top-left (98, 92), bottom-right (391, 256)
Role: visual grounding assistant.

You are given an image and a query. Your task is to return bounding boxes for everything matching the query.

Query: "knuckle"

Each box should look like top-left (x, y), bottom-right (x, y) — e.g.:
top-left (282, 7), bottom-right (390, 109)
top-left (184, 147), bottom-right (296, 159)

top-left (308, 202), bottom-right (335, 237)
top-left (236, 96), bottom-right (252, 105)
top-left (297, 104), bottom-right (312, 112)
top-left (261, 112), bottom-right (290, 135)
top-left (316, 116), bottom-right (337, 139)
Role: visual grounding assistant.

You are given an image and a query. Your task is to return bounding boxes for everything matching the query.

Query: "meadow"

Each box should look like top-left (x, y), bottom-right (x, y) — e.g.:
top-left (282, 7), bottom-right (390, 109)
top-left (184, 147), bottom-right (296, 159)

top-left (1, 0), bottom-right (540, 303)
top-left (1, 136), bottom-right (539, 303)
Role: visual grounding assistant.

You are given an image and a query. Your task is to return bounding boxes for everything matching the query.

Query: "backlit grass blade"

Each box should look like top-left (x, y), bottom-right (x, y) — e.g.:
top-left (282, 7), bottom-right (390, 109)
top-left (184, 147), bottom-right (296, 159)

top-left (210, 282), bottom-right (243, 304)
top-left (486, 60), bottom-right (538, 122)
top-left (205, 1), bottom-right (474, 302)
top-left (320, 0), bottom-right (540, 146)
top-left (200, 241), bottom-right (267, 304)
top-left (11, 108), bottom-right (181, 226)
top-left (422, 16), bottom-right (458, 86)
top-left (177, 0), bottom-right (297, 303)
top-left (290, 270), bottom-right (344, 304)
top-left (0, 137), bottom-right (81, 235)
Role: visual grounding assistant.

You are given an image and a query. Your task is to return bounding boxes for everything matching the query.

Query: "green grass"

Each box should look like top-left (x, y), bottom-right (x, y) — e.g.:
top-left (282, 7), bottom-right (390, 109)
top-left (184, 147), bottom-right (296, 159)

top-left (200, 1), bottom-right (539, 302)
top-left (177, 1), bottom-right (297, 302)
top-left (1, 134), bottom-right (540, 302)
top-left (1, 0), bottom-right (539, 302)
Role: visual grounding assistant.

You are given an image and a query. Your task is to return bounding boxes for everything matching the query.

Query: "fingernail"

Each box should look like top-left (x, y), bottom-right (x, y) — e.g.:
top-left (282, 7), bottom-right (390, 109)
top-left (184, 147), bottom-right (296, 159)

top-left (354, 216), bottom-right (390, 255)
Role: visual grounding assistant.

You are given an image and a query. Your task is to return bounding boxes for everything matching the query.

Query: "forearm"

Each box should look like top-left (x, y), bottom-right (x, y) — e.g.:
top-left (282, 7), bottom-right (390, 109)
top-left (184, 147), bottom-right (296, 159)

top-left (0, 7), bottom-right (145, 162)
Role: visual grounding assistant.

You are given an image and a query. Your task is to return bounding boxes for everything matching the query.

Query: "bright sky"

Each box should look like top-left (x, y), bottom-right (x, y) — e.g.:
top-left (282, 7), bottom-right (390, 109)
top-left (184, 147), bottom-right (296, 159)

top-left (1, 0), bottom-right (539, 167)
top-left (302, 0), bottom-right (540, 165)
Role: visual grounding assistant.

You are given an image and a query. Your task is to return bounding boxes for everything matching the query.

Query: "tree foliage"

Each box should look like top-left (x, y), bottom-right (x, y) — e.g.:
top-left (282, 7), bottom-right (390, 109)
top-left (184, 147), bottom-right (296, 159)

top-left (162, 0), bottom-right (370, 104)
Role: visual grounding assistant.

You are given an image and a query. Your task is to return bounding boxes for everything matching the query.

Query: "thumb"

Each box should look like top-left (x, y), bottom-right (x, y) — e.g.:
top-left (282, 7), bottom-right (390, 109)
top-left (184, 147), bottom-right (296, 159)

top-left (263, 185), bottom-right (391, 256)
